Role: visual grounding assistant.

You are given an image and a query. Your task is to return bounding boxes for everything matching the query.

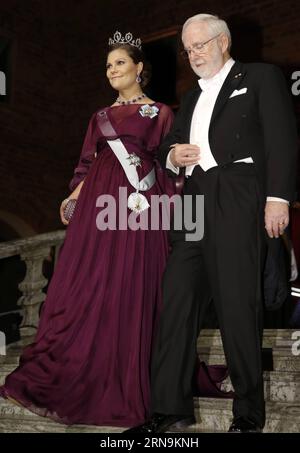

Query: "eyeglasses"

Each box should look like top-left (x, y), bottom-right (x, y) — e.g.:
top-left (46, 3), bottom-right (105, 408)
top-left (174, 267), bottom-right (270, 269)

top-left (180, 34), bottom-right (221, 59)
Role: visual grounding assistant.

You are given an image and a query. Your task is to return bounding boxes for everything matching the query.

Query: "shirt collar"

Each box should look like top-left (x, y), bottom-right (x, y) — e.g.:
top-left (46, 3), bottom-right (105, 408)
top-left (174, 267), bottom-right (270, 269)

top-left (198, 58), bottom-right (235, 91)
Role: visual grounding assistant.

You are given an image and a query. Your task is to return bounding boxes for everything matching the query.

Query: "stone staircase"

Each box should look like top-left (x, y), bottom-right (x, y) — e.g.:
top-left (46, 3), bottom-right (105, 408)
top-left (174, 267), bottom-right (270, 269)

top-left (0, 329), bottom-right (299, 433)
top-left (195, 329), bottom-right (300, 433)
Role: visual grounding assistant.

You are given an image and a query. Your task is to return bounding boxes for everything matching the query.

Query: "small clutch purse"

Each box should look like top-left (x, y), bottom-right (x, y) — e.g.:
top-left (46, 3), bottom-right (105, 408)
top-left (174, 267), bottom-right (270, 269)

top-left (63, 199), bottom-right (77, 222)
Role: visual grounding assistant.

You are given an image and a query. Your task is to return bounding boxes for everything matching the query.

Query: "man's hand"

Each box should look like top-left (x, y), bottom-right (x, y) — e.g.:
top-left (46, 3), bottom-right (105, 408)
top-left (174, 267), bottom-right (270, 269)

top-left (170, 143), bottom-right (200, 167)
top-left (264, 201), bottom-right (289, 238)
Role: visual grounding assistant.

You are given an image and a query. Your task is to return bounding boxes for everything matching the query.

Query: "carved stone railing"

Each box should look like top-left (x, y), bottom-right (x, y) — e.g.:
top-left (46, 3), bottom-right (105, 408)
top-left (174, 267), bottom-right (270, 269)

top-left (0, 231), bottom-right (66, 344)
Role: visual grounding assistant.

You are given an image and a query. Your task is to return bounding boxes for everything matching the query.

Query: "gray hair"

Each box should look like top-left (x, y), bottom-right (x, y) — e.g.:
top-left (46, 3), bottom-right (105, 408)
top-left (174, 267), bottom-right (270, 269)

top-left (182, 14), bottom-right (232, 51)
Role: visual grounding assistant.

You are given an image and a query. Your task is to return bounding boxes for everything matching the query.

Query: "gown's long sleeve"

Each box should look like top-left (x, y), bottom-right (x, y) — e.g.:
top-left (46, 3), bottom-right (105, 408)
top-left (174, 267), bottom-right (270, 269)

top-left (159, 103), bottom-right (174, 141)
top-left (153, 105), bottom-right (182, 196)
top-left (69, 113), bottom-right (99, 192)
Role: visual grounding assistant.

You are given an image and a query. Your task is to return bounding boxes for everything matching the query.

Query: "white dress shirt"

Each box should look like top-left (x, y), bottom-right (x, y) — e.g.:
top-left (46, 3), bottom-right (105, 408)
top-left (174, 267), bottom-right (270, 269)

top-left (166, 58), bottom-right (288, 204)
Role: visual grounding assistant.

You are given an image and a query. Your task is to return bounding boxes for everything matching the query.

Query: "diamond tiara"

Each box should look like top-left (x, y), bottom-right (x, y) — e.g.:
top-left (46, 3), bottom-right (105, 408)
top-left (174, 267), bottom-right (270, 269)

top-left (108, 31), bottom-right (142, 50)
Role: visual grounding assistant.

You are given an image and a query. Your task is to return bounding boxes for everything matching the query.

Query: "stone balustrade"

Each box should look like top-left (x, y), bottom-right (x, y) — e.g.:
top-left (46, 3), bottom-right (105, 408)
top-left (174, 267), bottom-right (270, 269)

top-left (0, 231), bottom-right (65, 344)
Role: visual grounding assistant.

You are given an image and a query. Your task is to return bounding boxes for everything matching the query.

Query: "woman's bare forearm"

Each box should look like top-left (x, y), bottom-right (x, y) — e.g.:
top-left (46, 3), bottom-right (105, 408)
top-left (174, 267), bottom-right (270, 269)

top-left (69, 180), bottom-right (84, 200)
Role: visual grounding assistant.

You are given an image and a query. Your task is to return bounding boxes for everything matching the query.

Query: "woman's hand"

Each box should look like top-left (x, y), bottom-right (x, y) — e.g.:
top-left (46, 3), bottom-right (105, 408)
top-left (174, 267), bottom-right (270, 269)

top-left (60, 199), bottom-right (70, 225)
top-left (60, 180), bottom-right (85, 225)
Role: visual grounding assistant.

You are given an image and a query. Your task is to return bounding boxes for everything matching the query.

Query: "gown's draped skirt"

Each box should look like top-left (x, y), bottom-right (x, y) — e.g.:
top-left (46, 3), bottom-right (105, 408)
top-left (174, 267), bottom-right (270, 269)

top-left (1, 145), bottom-right (170, 427)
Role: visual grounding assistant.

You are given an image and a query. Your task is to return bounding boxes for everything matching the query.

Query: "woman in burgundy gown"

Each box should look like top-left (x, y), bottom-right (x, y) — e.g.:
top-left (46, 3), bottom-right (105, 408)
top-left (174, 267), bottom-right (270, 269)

top-left (0, 38), bottom-right (176, 427)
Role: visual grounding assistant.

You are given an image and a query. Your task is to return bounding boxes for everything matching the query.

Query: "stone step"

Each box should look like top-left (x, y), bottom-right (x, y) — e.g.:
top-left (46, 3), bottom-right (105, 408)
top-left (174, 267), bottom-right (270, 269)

top-left (0, 344), bottom-right (22, 365)
top-left (198, 329), bottom-right (300, 369)
top-left (0, 399), bottom-right (123, 433)
top-left (193, 397), bottom-right (300, 433)
top-left (198, 346), bottom-right (300, 371)
top-left (197, 329), bottom-right (298, 349)
top-left (272, 349), bottom-right (300, 371)
top-left (198, 329), bottom-right (299, 360)
top-left (1, 397), bottom-right (299, 433)
top-left (265, 371), bottom-right (300, 402)
top-left (0, 364), bottom-right (15, 386)
top-left (209, 370), bottom-right (300, 403)
top-left (0, 419), bottom-right (124, 433)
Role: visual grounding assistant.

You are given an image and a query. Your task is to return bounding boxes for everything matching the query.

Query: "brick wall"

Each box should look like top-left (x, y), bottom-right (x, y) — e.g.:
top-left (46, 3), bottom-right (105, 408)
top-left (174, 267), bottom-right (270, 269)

top-left (0, 0), bottom-right (299, 238)
top-left (0, 1), bottom-right (70, 235)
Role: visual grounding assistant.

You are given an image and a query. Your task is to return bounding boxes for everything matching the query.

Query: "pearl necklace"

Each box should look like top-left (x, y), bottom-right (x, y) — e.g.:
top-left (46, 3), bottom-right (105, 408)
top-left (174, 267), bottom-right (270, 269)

top-left (116, 93), bottom-right (146, 105)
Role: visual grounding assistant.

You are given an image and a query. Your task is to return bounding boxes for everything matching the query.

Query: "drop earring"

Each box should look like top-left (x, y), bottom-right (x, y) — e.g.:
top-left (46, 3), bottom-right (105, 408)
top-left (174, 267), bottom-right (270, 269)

top-left (136, 74), bottom-right (141, 83)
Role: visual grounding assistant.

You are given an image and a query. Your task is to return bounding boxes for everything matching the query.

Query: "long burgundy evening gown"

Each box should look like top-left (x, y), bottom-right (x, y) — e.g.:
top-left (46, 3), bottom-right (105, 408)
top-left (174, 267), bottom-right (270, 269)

top-left (1, 103), bottom-right (176, 427)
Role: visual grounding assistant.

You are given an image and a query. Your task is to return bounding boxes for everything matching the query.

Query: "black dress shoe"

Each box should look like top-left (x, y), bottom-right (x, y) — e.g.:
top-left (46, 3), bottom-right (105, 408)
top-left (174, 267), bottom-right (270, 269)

top-left (124, 413), bottom-right (196, 433)
top-left (228, 417), bottom-right (262, 433)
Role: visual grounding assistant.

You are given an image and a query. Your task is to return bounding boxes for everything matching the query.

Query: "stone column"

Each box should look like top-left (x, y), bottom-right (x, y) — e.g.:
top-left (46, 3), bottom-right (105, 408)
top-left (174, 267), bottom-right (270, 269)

top-left (17, 245), bottom-right (51, 344)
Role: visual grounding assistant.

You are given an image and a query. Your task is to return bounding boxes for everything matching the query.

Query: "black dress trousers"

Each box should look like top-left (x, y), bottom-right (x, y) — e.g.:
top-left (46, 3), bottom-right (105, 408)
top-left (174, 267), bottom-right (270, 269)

top-left (151, 163), bottom-right (266, 428)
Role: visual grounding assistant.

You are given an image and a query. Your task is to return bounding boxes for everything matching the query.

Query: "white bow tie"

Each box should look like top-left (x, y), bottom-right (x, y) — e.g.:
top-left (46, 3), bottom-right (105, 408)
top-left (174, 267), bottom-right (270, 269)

top-left (198, 76), bottom-right (222, 91)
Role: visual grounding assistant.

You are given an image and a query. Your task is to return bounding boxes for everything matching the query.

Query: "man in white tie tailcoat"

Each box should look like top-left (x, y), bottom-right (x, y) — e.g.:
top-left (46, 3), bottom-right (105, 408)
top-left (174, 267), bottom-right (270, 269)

top-left (126, 13), bottom-right (298, 434)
